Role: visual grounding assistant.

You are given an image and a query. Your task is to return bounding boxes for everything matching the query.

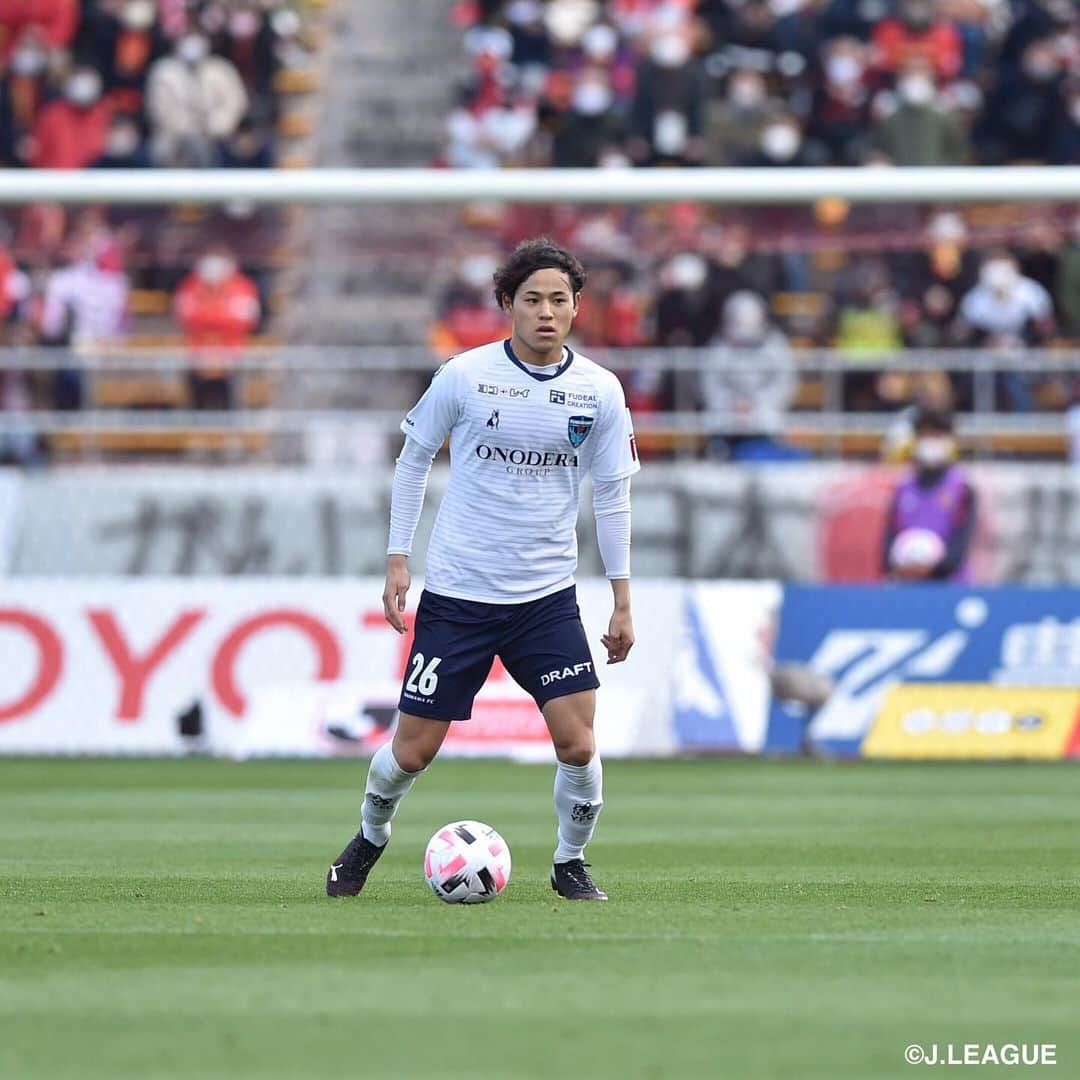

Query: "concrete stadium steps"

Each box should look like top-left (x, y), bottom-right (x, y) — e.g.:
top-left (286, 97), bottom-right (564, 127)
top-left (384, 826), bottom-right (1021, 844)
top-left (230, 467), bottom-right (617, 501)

top-left (290, 294), bottom-right (431, 341)
top-left (283, 0), bottom-right (466, 351)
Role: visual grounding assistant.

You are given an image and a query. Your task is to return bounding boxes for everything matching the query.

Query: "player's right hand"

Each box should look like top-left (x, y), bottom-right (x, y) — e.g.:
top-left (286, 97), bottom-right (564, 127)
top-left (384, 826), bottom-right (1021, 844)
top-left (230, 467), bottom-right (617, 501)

top-left (383, 556), bottom-right (411, 634)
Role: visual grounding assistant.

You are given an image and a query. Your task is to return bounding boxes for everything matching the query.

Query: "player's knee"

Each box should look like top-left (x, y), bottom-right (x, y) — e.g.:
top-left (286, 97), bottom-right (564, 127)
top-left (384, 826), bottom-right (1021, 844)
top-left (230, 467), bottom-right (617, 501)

top-left (391, 738), bottom-right (439, 774)
top-left (553, 735), bottom-right (595, 767)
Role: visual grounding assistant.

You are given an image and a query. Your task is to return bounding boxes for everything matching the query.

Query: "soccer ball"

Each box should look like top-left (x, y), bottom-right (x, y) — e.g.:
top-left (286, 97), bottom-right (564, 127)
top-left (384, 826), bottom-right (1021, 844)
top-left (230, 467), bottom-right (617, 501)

top-left (890, 527), bottom-right (946, 571)
top-left (424, 820), bottom-right (511, 904)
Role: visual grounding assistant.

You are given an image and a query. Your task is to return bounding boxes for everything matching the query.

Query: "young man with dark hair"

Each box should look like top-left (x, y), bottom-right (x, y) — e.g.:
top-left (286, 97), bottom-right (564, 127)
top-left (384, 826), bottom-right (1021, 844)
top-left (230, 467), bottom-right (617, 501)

top-left (327, 237), bottom-right (639, 902)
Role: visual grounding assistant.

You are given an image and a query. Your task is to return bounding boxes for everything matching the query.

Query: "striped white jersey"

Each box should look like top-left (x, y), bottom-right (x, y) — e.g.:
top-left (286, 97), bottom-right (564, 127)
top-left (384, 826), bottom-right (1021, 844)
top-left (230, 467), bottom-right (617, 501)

top-left (401, 338), bottom-right (640, 604)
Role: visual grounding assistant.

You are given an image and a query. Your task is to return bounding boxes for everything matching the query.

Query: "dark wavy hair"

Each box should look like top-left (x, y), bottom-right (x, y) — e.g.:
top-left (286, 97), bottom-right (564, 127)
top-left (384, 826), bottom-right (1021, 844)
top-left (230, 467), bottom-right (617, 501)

top-left (492, 237), bottom-right (587, 308)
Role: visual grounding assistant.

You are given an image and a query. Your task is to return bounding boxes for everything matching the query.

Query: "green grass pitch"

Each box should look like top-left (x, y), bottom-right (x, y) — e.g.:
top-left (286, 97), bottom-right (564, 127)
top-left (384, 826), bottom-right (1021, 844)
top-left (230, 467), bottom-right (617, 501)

top-left (2, 757), bottom-right (1078, 1079)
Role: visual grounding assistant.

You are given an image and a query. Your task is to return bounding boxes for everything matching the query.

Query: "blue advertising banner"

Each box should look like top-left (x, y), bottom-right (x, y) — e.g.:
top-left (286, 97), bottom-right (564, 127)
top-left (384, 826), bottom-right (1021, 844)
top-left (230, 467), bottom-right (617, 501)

top-left (670, 582), bottom-right (780, 754)
top-left (766, 585), bottom-right (1080, 757)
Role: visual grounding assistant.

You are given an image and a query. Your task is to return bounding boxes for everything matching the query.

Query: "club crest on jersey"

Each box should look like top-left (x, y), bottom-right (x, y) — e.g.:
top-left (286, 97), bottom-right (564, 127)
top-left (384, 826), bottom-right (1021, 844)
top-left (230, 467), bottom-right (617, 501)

top-left (567, 415), bottom-right (594, 448)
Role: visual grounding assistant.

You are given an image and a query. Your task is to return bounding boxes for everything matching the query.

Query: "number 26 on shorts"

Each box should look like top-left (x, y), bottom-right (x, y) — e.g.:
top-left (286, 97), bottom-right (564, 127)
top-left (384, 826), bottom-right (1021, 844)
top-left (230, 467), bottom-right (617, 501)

top-left (406, 653), bottom-right (442, 696)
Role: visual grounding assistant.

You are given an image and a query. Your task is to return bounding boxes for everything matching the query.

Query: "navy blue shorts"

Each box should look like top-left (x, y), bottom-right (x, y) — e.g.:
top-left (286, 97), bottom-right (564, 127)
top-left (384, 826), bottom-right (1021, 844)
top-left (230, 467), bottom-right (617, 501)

top-left (397, 585), bottom-right (600, 721)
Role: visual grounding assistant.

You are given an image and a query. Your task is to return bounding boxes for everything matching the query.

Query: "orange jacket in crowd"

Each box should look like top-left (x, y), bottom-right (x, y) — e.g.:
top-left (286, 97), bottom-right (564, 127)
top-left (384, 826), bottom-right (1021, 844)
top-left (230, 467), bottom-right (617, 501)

top-left (174, 269), bottom-right (261, 352)
top-left (0, 0), bottom-right (78, 55)
top-left (872, 18), bottom-right (963, 81)
top-left (428, 301), bottom-right (508, 354)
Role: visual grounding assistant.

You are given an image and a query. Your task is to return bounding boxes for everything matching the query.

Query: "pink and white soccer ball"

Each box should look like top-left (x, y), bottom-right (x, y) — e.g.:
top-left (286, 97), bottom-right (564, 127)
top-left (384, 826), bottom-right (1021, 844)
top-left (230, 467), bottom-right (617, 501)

top-left (424, 820), bottom-right (511, 904)
top-left (890, 527), bottom-right (946, 571)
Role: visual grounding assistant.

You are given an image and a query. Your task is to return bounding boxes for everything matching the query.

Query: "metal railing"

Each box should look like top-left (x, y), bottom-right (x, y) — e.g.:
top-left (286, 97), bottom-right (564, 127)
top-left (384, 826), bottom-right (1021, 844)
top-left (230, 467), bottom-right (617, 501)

top-left (1, 345), bottom-right (1076, 459)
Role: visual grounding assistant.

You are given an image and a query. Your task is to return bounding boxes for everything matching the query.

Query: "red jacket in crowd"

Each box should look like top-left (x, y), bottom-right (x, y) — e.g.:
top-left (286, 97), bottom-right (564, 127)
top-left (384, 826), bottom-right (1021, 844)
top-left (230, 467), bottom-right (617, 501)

top-left (429, 301), bottom-right (509, 353)
top-left (29, 98), bottom-right (111, 168)
top-left (872, 18), bottom-right (963, 81)
top-left (0, 0), bottom-right (78, 55)
top-left (174, 269), bottom-right (261, 352)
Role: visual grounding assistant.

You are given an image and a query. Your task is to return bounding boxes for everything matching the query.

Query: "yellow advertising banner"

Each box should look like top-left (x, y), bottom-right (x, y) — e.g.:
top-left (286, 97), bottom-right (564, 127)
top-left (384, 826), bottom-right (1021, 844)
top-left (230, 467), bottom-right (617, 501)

top-left (863, 684), bottom-right (1080, 760)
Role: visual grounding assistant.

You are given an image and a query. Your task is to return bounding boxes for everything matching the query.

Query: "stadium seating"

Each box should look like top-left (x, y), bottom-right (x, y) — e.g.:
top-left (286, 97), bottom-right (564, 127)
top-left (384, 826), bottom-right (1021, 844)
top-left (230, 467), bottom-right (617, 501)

top-left (0, 0), bottom-right (328, 459)
top-left (434, 0), bottom-right (1079, 453)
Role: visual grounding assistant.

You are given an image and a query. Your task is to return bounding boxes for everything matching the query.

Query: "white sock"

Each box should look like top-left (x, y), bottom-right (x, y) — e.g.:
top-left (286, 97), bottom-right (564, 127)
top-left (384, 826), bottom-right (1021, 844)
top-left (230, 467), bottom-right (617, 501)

top-left (553, 756), bottom-right (603, 864)
top-left (360, 744), bottom-right (419, 846)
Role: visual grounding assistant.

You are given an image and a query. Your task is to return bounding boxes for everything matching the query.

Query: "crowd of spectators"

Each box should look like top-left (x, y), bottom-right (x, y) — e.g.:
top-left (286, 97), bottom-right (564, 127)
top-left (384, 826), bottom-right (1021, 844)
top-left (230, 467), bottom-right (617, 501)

top-left (0, 0), bottom-right (307, 462)
top-left (432, 201), bottom-right (1080, 401)
top-left (446, 0), bottom-right (1078, 169)
top-left (433, 0), bottom-right (1080, 459)
top-left (0, 0), bottom-right (303, 171)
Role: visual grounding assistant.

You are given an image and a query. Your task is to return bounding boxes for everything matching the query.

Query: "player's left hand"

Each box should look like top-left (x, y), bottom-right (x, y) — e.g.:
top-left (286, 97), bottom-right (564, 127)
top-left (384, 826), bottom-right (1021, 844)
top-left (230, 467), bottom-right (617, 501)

top-left (602, 609), bottom-right (635, 665)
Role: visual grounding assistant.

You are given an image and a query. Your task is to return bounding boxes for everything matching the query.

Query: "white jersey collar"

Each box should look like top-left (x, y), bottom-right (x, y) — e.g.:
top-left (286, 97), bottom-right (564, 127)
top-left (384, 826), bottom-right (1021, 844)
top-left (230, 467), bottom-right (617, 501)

top-left (502, 338), bottom-right (575, 382)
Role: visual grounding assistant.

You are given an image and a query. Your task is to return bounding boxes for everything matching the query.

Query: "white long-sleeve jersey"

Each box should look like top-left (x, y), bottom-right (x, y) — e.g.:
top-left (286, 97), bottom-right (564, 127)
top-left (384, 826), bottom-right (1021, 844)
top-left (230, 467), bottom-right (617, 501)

top-left (394, 338), bottom-right (639, 604)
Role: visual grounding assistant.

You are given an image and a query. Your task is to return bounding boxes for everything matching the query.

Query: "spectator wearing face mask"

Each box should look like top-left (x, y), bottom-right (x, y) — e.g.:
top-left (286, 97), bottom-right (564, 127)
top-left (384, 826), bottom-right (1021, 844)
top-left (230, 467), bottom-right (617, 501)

top-left (504, 0), bottom-right (550, 71)
top-left (833, 257), bottom-right (907, 409)
top-left (221, 2), bottom-right (279, 123)
top-left (974, 36), bottom-right (1066, 163)
top-left (0, 0), bottom-right (79, 59)
top-left (573, 20), bottom-right (636, 104)
top-left (445, 85), bottom-right (538, 169)
top-left (872, 0), bottom-right (964, 81)
top-left (40, 222), bottom-right (129, 346)
top-left (76, 0), bottom-right (164, 114)
top-left (36, 216), bottom-right (128, 410)
top-left (809, 36), bottom-right (873, 164)
top-left (700, 290), bottom-right (804, 463)
top-left (881, 406), bottom-right (977, 582)
top-left (896, 211), bottom-right (978, 352)
top-left (870, 60), bottom-right (969, 165)
top-left (627, 25), bottom-right (705, 165)
top-left (702, 68), bottom-right (778, 166)
top-left (739, 112), bottom-right (818, 167)
top-left (29, 65), bottom-right (112, 168)
top-left (173, 246), bottom-right (260, 409)
top-left (146, 31), bottom-right (248, 167)
top-left (957, 249), bottom-right (1055, 347)
top-left (655, 251), bottom-right (718, 347)
top-left (93, 111), bottom-right (150, 167)
top-left (551, 67), bottom-right (626, 167)
top-left (0, 32), bottom-right (45, 163)
top-left (955, 249), bottom-right (1055, 411)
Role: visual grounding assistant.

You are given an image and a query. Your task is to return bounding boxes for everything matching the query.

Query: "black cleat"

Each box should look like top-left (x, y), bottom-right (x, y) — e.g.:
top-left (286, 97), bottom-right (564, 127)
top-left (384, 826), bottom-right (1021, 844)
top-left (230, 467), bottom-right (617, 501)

top-left (551, 859), bottom-right (608, 901)
top-left (326, 832), bottom-right (386, 897)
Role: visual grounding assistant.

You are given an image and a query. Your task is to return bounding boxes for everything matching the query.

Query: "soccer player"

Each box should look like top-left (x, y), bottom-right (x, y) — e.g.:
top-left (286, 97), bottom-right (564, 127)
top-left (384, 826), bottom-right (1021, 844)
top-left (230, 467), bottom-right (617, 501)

top-left (327, 237), bottom-right (639, 902)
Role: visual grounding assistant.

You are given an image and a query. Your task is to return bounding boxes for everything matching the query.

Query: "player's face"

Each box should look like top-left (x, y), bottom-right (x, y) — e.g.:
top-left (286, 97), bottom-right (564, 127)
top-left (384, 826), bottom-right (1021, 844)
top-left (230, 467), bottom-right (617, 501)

top-left (505, 268), bottom-right (578, 362)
